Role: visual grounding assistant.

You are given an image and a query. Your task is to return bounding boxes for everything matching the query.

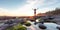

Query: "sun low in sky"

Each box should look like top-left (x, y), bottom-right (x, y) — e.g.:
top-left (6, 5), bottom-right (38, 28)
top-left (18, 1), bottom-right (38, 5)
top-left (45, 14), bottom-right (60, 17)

top-left (0, 0), bottom-right (60, 16)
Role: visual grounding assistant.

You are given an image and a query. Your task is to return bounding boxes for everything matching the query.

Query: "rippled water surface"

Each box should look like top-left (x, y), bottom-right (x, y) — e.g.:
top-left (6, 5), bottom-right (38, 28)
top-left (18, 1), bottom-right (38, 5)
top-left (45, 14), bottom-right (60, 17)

top-left (29, 21), bottom-right (59, 30)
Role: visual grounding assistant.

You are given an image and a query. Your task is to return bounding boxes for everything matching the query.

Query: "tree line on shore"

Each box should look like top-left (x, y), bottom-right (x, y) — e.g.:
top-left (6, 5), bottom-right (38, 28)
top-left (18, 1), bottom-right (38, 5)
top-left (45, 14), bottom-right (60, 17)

top-left (46, 8), bottom-right (60, 15)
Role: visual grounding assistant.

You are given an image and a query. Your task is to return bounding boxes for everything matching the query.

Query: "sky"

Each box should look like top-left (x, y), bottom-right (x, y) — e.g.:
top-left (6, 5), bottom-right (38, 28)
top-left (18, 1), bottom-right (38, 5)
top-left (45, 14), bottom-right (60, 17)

top-left (0, 0), bottom-right (60, 16)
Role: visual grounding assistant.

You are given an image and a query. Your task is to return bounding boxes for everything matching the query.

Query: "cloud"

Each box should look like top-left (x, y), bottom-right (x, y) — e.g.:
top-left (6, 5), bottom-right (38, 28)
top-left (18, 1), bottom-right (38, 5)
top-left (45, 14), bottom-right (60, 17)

top-left (37, 7), bottom-right (55, 14)
top-left (0, 8), bottom-right (9, 16)
top-left (16, 0), bottom-right (44, 16)
top-left (36, 0), bottom-right (59, 13)
top-left (43, 0), bottom-right (59, 6)
top-left (0, 8), bottom-right (20, 16)
top-left (0, 0), bottom-right (60, 16)
top-left (13, 0), bottom-right (59, 16)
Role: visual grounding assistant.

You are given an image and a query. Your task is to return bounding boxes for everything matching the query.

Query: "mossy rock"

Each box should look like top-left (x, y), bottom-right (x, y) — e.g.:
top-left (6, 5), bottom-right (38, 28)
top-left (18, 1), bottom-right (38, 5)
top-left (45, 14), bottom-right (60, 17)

top-left (6, 23), bottom-right (27, 30)
top-left (24, 22), bottom-right (31, 26)
top-left (17, 26), bottom-right (27, 30)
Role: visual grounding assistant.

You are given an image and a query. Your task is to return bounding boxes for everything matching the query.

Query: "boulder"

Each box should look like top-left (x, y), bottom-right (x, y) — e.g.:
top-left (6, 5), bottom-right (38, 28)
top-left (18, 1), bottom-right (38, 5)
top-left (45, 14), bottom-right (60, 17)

top-left (38, 23), bottom-right (47, 29)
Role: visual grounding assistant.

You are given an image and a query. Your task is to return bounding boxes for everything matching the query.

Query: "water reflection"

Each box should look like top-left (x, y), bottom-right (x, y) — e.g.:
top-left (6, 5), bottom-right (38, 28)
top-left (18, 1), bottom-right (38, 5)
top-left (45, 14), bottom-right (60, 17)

top-left (29, 21), bottom-right (59, 30)
top-left (0, 23), bottom-right (4, 26)
top-left (44, 23), bottom-right (58, 30)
